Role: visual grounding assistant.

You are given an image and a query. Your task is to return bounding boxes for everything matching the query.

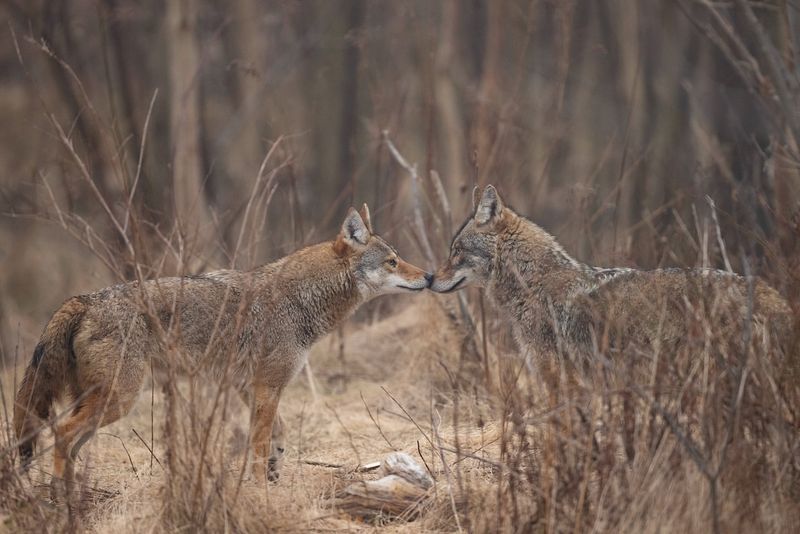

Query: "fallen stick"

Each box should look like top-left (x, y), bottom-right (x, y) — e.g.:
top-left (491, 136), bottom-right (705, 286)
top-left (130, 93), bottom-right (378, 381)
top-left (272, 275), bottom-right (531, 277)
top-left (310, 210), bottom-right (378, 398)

top-left (302, 459), bottom-right (382, 472)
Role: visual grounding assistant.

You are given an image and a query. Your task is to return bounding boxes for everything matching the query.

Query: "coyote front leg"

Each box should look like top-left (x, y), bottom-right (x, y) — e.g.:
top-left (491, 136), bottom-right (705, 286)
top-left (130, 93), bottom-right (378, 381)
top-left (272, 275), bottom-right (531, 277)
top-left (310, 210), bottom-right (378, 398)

top-left (250, 384), bottom-right (281, 483)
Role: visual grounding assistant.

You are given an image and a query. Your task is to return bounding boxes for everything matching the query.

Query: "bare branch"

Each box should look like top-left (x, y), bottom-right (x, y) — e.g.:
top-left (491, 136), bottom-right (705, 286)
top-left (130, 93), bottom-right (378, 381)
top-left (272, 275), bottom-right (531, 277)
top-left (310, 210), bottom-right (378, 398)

top-left (382, 130), bottom-right (437, 266)
top-left (124, 89), bottom-right (159, 234)
top-left (706, 195), bottom-right (733, 272)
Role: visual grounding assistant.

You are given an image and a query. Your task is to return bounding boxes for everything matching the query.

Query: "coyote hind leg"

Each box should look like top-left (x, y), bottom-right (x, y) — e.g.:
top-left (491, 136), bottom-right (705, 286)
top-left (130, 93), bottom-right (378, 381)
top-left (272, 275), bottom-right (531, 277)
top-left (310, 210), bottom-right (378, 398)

top-left (51, 389), bottom-right (134, 499)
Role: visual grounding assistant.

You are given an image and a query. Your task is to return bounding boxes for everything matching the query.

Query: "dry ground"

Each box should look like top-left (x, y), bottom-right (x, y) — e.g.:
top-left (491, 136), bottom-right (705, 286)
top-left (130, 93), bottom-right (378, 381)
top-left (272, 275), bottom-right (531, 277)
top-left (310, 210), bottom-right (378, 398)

top-left (1, 295), bottom-right (500, 532)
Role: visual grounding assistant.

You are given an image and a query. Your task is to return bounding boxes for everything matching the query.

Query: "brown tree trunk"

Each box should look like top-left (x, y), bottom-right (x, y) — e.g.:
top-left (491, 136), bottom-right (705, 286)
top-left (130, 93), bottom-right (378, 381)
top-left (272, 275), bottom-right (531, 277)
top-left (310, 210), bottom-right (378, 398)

top-left (167, 0), bottom-right (214, 267)
top-left (220, 0), bottom-right (267, 245)
top-left (434, 0), bottom-right (468, 214)
top-left (473, 0), bottom-right (504, 186)
top-left (339, 0), bottom-right (365, 206)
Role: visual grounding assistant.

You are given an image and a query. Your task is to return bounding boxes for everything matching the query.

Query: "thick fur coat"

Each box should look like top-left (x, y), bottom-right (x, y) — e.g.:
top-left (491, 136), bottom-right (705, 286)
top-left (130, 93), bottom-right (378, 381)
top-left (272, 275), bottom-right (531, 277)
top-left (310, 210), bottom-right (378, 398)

top-left (15, 205), bottom-right (430, 491)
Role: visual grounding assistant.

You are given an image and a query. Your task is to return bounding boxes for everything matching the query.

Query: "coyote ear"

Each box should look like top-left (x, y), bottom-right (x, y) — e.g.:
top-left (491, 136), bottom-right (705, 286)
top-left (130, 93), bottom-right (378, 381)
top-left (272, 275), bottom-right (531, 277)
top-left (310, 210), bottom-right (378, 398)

top-left (359, 203), bottom-right (373, 234)
top-left (474, 185), bottom-right (504, 225)
top-left (341, 207), bottom-right (370, 246)
top-left (472, 186), bottom-right (480, 211)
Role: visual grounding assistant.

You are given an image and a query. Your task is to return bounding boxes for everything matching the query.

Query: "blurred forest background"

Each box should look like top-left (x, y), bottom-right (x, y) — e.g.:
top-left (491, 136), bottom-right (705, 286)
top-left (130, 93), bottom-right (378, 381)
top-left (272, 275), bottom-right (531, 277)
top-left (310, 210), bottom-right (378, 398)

top-left (1, 0), bottom-right (799, 358)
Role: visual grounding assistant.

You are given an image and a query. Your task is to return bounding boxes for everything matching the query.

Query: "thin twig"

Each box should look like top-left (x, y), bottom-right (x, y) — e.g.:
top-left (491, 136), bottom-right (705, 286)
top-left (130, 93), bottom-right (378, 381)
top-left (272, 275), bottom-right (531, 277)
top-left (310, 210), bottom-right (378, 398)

top-left (230, 136), bottom-right (284, 268)
top-left (416, 440), bottom-right (435, 481)
top-left (380, 386), bottom-right (435, 450)
top-left (124, 89), bottom-right (159, 234)
top-left (432, 411), bottom-right (464, 534)
top-left (382, 130), bottom-right (437, 266)
top-left (360, 392), bottom-right (396, 450)
top-left (132, 427), bottom-right (163, 468)
top-left (97, 432), bottom-right (139, 480)
top-left (429, 169), bottom-right (453, 242)
top-left (733, 0), bottom-right (800, 143)
top-left (706, 195), bottom-right (733, 272)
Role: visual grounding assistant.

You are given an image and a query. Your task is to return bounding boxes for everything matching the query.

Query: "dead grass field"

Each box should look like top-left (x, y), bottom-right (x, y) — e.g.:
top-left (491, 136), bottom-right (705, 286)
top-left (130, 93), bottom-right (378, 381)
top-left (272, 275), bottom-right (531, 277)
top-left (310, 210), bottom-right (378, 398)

top-left (3, 291), bottom-right (797, 533)
top-left (1, 296), bottom-right (506, 532)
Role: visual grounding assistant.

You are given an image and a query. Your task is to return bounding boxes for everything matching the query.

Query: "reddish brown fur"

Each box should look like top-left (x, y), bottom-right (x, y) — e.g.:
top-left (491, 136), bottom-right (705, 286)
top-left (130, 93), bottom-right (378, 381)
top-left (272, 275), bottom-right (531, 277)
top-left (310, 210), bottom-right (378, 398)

top-left (13, 206), bottom-right (430, 494)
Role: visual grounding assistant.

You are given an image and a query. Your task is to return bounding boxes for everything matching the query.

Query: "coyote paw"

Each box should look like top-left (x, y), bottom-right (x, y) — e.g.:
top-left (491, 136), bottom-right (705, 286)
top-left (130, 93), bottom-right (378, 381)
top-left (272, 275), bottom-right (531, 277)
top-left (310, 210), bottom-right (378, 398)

top-left (267, 447), bottom-right (284, 483)
top-left (49, 477), bottom-right (66, 502)
top-left (267, 456), bottom-right (281, 482)
top-left (248, 460), bottom-right (281, 484)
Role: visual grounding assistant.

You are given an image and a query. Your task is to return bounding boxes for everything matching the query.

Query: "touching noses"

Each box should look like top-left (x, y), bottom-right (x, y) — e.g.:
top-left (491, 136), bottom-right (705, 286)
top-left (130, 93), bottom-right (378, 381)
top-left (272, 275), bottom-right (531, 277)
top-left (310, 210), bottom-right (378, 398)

top-left (424, 273), bottom-right (433, 287)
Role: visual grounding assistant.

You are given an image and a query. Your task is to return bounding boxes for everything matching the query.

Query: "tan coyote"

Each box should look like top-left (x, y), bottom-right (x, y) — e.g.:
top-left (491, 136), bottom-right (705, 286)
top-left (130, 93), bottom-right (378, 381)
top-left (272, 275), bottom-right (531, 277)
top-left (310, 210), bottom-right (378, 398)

top-left (431, 185), bottom-right (793, 366)
top-left (15, 205), bottom-right (431, 491)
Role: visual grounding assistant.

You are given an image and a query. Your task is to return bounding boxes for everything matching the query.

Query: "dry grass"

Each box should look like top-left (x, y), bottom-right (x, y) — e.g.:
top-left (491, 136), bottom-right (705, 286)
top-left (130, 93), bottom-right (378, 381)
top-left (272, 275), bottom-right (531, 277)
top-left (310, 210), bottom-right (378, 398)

top-left (0, 295), bottom-right (491, 532)
top-left (1, 128), bottom-right (797, 531)
top-left (2, 287), bottom-right (798, 533)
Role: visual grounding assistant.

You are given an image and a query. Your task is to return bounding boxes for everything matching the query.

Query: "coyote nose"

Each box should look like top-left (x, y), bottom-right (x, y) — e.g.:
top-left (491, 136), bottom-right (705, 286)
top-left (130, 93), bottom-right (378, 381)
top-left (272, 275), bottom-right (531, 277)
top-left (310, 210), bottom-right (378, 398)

top-left (424, 273), bottom-right (433, 287)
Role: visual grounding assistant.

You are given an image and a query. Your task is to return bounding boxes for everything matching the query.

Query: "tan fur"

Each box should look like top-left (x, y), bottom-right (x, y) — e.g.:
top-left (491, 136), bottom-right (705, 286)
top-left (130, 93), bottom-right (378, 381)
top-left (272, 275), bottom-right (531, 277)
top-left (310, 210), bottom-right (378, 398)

top-left (432, 185), bottom-right (794, 365)
top-left (14, 207), bottom-right (430, 492)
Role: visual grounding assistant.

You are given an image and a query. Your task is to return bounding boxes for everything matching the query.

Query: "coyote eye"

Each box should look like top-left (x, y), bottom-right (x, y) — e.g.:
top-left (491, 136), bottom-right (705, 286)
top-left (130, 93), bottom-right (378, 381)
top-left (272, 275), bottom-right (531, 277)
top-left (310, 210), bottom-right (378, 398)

top-left (386, 258), bottom-right (398, 268)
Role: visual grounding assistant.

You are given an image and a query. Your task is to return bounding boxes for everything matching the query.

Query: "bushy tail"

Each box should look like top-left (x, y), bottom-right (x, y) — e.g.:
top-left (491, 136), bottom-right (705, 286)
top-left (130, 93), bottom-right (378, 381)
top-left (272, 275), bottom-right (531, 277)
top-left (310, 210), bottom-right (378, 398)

top-left (13, 296), bottom-right (87, 468)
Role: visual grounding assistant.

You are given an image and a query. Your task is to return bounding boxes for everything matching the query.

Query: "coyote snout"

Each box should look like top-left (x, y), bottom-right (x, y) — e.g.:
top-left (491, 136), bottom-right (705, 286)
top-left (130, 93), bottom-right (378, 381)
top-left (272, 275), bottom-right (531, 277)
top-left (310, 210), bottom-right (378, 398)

top-left (361, 250), bottom-right (431, 294)
top-left (391, 261), bottom-right (431, 291)
top-left (430, 263), bottom-right (468, 293)
top-left (430, 186), bottom-right (503, 293)
top-left (338, 207), bottom-right (431, 295)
